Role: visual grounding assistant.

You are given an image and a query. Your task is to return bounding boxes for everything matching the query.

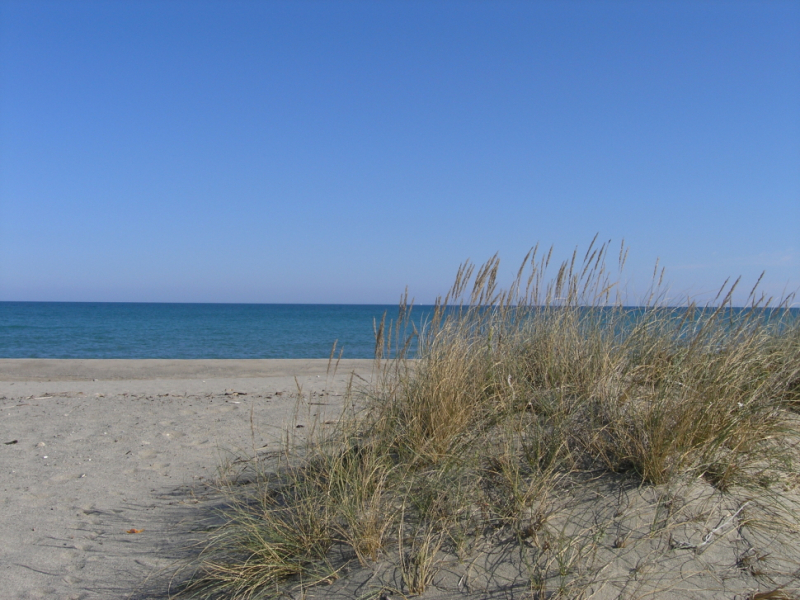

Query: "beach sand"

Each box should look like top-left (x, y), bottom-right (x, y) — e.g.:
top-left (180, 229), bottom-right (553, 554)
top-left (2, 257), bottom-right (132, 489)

top-left (2, 360), bottom-right (799, 600)
top-left (0, 359), bottom-right (373, 599)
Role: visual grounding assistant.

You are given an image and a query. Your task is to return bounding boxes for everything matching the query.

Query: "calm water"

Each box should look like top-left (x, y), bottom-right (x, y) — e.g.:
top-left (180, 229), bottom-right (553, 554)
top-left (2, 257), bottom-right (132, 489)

top-left (0, 302), bottom-right (430, 359)
top-left (2, 302), bottom-right (796, 359)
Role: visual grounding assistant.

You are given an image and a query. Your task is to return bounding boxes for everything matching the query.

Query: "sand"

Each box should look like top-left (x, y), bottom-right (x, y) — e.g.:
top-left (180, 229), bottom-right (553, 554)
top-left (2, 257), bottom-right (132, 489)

top-left (2, 360), bottom-right (799, 600)
top-left (0, 359), bottom-right (373, 600)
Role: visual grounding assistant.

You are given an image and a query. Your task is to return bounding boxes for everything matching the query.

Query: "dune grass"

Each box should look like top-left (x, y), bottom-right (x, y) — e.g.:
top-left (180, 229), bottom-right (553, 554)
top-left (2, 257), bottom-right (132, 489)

top-left (178, 239), bottom-right (800, 599)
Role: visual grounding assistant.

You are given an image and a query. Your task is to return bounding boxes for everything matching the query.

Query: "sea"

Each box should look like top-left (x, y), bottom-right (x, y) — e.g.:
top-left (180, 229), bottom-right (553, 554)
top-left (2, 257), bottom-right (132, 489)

top-left (0, 302), bottom-right (429, 359)
top-left (1, 302), bottom-right (796, 360)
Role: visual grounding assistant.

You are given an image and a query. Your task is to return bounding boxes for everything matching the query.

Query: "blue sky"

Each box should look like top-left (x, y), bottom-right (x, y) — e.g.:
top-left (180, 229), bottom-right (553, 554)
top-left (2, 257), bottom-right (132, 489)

top-left (1, 0), bottom-right (798, 305)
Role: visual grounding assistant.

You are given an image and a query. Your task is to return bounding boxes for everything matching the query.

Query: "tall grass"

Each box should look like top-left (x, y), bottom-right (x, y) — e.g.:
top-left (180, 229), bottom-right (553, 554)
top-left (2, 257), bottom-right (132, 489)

top-left (179, 239), bottom-right (800, 598)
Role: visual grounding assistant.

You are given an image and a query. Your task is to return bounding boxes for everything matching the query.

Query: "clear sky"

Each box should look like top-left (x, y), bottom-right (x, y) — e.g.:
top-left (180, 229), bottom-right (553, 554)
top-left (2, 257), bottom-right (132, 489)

top-left (1, 0), bottom-right (798, 305)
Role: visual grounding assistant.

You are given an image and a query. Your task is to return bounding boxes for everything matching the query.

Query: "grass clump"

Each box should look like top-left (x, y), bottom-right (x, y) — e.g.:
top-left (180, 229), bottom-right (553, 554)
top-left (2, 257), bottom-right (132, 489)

top-left (179, 238), bottom-right (800, 599)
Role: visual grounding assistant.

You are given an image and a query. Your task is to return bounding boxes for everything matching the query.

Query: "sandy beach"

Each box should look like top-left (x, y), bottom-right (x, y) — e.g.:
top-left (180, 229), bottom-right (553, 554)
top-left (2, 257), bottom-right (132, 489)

top-left (3, 359), bottom-right (799, 600)
top-left (0, 359), bottom-right (373, 599)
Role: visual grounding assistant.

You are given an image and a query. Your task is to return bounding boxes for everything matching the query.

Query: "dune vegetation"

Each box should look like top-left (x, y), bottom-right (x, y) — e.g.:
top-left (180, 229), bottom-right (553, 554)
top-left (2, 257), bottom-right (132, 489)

top-left (178, 239), bottom-right (800, 599)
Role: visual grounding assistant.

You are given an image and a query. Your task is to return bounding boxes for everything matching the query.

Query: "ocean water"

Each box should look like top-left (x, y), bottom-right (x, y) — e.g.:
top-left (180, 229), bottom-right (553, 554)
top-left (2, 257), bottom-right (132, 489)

top-left (0, 302), bottom-right (428, 359)
top-left (2, 302), bottom-right (796, 360)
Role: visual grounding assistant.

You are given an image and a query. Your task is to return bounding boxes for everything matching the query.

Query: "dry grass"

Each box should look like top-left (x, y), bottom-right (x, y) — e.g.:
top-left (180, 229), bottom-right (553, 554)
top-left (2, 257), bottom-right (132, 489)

top-left (177, 239), bottom-right (800, 599)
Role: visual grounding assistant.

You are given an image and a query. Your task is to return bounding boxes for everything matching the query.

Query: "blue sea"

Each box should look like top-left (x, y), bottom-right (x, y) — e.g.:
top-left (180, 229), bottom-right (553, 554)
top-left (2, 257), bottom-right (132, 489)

top-left (0, 302), bottom-right (430, 359)
top-left (2, 302), bottom-right (796, 360)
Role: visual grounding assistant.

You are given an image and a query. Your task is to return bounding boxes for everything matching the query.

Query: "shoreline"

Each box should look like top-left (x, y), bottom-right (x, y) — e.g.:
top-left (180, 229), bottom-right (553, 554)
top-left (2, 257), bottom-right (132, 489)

top-left (0, 358), bottom-right (376, 381)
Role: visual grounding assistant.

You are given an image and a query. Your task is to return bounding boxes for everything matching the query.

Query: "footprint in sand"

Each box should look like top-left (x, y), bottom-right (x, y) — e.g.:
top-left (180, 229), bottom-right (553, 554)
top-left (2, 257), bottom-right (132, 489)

top-left (64, 558), bottom-right (86, 572)
top-left (72, 541), bottom-right (96, 552)
top-left (29, 586), bottom-right (58, 597)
